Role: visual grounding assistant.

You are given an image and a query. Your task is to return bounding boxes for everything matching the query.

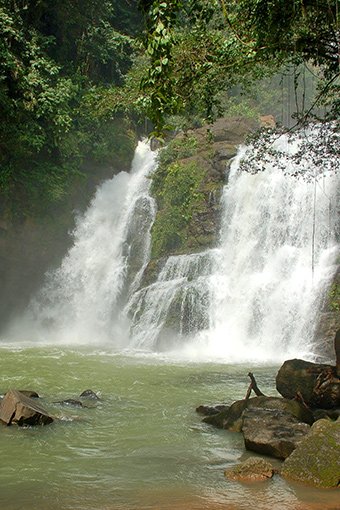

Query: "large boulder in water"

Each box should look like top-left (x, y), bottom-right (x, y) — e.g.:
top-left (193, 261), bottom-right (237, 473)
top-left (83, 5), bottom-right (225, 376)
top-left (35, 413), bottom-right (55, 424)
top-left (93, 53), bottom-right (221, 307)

top-left (0, 389), bottom-right (53, 426)
top-left (276, 359), bottom-right (340, 409)
top-left (203, 396), bottom-right (314, 432)
top-left (281, 418), bottom-right (340, 488)
top-left (242, 407), bottom-right (311, 459)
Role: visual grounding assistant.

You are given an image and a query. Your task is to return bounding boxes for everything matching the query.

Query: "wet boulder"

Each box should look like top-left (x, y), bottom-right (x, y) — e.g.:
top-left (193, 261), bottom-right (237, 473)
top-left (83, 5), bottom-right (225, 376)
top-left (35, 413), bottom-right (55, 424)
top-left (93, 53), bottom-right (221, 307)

top-left (196, 404), bottom-right (228, 416)
top-left (203, 396), bottom-right (314, 432)
top-left (242, 407), bottom-right (311, 459)
top-left (276, 359), bottom-right (340, 409)
top-left (281, 418), bottom-right (340, 487)
top-left (79, 389), bottom-right (100, 400)
top-left (224, 457), bottom-right (275, 482)
top-left (0, 389), bottom-right (53, 426)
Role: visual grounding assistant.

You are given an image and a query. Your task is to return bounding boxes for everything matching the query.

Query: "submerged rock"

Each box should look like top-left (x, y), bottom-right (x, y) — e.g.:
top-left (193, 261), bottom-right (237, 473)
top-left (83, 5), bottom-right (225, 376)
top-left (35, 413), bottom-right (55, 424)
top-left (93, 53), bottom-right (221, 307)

top-left (242, 408), bottom-right (311, 459)
top-left (0, 389), bottom-right (53, 426)
top-left (54, 399), bottom-right (83, 408)
top-left (281, 418), bottom-right (340, 488)
top-left (79, 389), bottom-right (100, 400)
top-left (202, 396), bottom-right (314, 432)
top-left (224, 457), bottom-right (275, 482)
top-left (276, 359), bottom-right (340, 409)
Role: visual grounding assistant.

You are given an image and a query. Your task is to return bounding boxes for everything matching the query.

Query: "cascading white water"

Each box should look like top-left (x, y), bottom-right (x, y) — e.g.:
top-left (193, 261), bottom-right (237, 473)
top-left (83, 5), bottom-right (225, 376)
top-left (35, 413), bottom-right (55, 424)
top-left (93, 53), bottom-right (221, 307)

top-left (126, 251), bottom-right (214, 351)
top-left (6, 130), bottom-right (339, 362)
top-left (126, 130), bottom-right (339, 362)
top-left (178, 134), bottom-right (339, 362)
top-left (8, 141), bottom-right (157, 345)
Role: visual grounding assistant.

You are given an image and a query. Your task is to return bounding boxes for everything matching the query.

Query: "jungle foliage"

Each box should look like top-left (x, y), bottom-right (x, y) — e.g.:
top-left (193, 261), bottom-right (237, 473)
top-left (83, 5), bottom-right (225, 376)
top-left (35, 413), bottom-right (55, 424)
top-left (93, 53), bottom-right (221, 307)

top-left (0, 0), bottom-right (143, 220)
top-left (150, 158), bottom-right (206, 259)
top-left (1, 0), bottom-right (339, 218)
top-left (140, 0), bottom-right (340, 134)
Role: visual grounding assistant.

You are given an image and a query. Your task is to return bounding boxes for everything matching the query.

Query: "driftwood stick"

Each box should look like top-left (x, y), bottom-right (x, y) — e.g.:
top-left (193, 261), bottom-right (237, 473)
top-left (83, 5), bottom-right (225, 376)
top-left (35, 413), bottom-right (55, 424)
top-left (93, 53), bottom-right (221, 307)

top-left (245, 383), bottom-right (252, 400)
top-left (244, 372), bottom-right (266, 399)
top-left (248, 372), bottom-right (266, 396)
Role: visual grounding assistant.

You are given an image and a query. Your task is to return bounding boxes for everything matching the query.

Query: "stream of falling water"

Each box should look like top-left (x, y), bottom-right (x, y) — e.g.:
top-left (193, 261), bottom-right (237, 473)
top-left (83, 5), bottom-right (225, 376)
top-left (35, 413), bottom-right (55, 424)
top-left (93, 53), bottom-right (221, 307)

top-left (5, 130), bottom-right (339, 362)
top-left (126, 134), bottom-right (339, 362)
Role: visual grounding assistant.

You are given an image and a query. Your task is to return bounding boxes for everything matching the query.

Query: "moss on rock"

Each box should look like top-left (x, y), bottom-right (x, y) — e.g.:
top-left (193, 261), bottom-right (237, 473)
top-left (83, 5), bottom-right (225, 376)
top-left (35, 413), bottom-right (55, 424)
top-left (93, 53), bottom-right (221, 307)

top-left (150, 159), bottom-right (207, 259)
top-left (224, 457), bottom-right (275, 482)
top-left (149, 117), bottom-right (259, 264)
top-left (281, 419), bottom-right (340, 488)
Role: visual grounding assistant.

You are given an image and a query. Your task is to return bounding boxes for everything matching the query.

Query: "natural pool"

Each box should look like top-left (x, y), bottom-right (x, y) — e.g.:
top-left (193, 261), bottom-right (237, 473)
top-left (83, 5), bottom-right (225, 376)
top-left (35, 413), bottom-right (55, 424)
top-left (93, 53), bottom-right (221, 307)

top-left (0, 346), bottom-right (338, 510)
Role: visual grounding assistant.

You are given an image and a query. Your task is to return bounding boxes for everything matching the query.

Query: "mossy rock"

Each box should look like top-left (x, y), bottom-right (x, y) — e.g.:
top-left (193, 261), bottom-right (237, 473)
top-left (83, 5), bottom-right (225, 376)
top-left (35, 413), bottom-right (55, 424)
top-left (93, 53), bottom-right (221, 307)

top-left (281, 419), bottom-right (340, 488)
top-left (150, 159), bottom-right (209, 259)
top-left (139, 258), bottom-right (166, 288)
top-left (224, 457), bottom-right (275, 482)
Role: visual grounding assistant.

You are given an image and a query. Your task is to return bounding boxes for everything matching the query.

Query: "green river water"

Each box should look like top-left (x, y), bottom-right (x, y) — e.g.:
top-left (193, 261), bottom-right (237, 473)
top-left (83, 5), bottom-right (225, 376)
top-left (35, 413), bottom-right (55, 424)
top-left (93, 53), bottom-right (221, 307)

top-left (0, 346), bottom-right (338, 510)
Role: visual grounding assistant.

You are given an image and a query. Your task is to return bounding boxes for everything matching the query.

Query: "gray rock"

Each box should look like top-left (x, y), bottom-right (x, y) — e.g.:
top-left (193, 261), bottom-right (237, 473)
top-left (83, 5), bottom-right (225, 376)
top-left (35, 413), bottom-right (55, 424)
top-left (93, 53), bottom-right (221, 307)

top-left (79, 389), bottom-right (100, 400)
top-left (0, 389), bottom-right (53, 426)
top-left (18, 390), bottom-right (40, 398)
top-left (203, 396), bottom-right (314, 432)
top-left (196, 404), bottom-right (228, 416)
top-left (276, 358), bottom-right (340, 409)
top-left (242, 407), bottom-right (311, 459)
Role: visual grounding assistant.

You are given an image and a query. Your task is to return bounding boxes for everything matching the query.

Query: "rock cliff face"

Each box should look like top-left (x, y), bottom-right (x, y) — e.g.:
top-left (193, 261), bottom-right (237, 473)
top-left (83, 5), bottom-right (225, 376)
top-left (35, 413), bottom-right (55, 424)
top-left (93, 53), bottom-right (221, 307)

top-left (143, 117), bottom-right (259, 286)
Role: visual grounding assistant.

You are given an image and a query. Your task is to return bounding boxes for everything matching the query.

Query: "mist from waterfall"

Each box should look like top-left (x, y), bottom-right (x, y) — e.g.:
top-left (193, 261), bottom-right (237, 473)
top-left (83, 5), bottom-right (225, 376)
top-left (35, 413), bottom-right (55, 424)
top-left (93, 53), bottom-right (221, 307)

top-left (6, 141), bottom-right (157, 346)
top-left (5, 131), bottom-right (339, 363)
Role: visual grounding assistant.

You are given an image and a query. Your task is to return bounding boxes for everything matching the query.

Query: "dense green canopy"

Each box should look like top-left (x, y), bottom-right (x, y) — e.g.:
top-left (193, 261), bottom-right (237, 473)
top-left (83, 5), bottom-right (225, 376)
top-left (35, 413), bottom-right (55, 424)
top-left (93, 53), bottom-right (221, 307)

top-left (140, 0), bottom-right (339, 133)
top-left (0, 0), bottom-right (338, 217)
top-left (0, 0), bottom-right (142, 219)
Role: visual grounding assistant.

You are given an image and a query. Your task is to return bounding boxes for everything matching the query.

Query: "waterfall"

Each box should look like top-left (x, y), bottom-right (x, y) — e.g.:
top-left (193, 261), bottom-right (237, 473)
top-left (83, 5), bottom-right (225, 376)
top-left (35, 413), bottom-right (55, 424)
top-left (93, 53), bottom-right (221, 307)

top-left (8, 141), bottom-right (157, 345)
top-left (126, 130), bottom-right (339, 362)
top-left (6, 130), bottom-right (339, 362)
top-left (126, 251), bottom-right (214, 351)
top-left (196, 140), bottom-right (339, 362)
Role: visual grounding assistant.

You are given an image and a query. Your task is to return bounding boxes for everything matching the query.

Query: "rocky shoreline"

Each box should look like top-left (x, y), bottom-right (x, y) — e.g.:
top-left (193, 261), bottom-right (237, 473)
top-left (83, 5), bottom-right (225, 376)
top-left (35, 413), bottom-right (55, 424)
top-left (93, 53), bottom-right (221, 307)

top-left (1, 334), bottom-right (339, 493)
top-left (197, 333), bottom-right (340, 489)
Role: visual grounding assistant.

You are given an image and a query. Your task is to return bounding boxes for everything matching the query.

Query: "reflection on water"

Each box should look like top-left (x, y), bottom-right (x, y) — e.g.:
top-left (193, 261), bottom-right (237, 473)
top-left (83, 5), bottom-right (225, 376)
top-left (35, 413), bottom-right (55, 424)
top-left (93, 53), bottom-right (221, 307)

top-left (0, 347), bottom-right (338, 510)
